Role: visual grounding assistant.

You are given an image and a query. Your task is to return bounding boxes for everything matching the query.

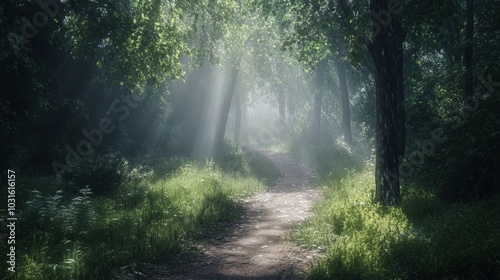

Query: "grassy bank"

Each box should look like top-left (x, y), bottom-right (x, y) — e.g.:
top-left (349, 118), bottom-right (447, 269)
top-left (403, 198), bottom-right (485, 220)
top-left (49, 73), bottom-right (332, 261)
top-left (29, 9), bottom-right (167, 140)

top-left (292, 170), bottom-right (500, 279)
top-left (1, 146), bottom-right (278, 279)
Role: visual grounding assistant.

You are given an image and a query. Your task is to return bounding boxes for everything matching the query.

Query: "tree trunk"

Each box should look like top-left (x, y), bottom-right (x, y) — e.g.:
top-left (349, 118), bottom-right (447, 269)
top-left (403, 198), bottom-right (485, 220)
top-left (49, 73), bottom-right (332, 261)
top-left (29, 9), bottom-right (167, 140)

top-left (234, 92), bottom-right (241, 145)
top-left (277, 89), bottom-right (286, 135)
top-left (397, 42), bottom-right (406, 165)
top-left (335, 60), bottom-right (353, 147)
top-left (464, 0), bottom-right (474, 102)
top-left (313, 59), bottom-right (327, 143)
top-left (241, 94), bottom-right (247, 145)
top-left (368, 0), bottom-right (406, 205)
top-left (215, 58), bottom-right (241, 149)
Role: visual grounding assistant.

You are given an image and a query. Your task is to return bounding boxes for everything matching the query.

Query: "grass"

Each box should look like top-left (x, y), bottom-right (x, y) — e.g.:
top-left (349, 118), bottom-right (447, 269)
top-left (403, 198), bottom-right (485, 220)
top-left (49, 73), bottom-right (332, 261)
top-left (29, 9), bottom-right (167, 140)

top-left (213, 142), bottom-right (281, 185)
top-left (291, 170), bottom-right (500, 279)
top-left (285, 137), bottom-right (364, 182)
top-left (0, 147), bottom-right (278, 279)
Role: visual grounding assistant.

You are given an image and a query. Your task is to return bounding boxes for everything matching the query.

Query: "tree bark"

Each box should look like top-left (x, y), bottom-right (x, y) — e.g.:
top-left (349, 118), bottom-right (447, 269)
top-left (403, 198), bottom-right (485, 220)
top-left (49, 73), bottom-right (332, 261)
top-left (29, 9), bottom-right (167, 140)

top-left (215, 57), bottom-right (241, 149)
top-left (464, 0), bottom-right (474, 102)
top-left (397, 41), bottom-right (406, 165)
top-left (368, 0), bottom-right (406, 205)
top-left (335, 60), bottom-right (353, 147)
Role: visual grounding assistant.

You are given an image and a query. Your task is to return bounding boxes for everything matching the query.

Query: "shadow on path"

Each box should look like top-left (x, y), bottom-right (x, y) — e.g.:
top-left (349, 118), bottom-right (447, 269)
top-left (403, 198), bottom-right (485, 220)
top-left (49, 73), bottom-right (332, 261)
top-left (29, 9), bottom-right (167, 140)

top-left (144, 148), bottom-right (322, 280)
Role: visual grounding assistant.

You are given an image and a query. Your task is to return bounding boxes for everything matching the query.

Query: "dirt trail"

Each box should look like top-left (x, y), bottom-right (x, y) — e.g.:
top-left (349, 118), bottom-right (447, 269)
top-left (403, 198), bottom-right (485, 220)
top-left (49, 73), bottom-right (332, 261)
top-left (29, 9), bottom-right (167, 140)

top-left (147, 148), bottom-right (321, 279)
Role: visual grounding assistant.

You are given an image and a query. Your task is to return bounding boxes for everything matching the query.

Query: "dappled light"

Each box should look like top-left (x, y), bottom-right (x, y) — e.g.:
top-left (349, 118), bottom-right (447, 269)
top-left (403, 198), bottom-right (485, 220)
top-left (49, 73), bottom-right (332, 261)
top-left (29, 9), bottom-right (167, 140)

top-left (1, 0), bottom-right (499, 279)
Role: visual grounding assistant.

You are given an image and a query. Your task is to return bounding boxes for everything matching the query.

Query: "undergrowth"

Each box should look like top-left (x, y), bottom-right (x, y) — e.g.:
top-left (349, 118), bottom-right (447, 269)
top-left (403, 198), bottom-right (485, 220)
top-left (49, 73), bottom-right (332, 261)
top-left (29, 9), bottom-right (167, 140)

top-left (292, 170), bottom-right (500, 279)
top-left (286, 136), bottom-right (364, 182)
top-left (0, 147), bottom-right (276, 279)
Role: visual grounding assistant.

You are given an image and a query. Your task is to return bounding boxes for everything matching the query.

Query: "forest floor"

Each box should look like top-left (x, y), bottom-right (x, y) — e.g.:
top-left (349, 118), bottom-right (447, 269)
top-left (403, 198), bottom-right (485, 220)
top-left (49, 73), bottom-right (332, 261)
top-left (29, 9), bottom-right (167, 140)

top-left (144, 148), bottom-right (322, 279)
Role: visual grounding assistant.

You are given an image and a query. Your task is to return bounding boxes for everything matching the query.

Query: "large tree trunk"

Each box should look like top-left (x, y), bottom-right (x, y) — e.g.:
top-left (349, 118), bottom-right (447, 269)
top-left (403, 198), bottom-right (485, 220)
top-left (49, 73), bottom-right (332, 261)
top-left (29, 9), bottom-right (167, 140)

top-left (368, 0), bottom-right (406, 205)
top-left (464, 0), bottom-right (474, 102)
top-left (277, 89), bottom-right (286, 135)
top-left (215, 58), bottom-right (241, 149)
top-left (335, 60), bottom-right (353, 147)
top-left (234, 92), bottom-right (242, 145)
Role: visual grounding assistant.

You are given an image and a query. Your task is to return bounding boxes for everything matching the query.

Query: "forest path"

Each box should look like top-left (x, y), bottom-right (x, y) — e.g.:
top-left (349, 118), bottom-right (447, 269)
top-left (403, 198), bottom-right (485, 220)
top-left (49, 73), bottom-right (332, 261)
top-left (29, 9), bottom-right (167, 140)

top-left (146, 148), bottom-right (322, 279)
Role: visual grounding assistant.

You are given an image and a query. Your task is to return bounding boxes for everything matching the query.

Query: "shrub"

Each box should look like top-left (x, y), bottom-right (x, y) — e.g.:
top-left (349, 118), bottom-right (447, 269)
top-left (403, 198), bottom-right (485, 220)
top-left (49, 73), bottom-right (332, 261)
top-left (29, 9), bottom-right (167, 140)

top-left (290, 138), bottom-right (363, 181)
top-left (413, 97), bottom-right (500, 202)
top-left (20, 187), bottom-right (95, 240)
top-left (63, 152), bottom-right (129, 195)
top-left (292, 170), bottom-right (500, 279)
top-left (4, 150), bottom-right (271, 280)
top-left (213, 142), bottom-right (246, 174)
top-left (212, 141), bottom-right (280, 185)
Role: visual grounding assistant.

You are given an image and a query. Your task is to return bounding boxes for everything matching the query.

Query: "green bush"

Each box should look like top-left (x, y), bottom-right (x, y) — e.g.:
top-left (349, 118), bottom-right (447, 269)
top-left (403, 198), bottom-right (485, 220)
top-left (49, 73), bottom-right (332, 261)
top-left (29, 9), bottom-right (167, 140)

top-left (413, 98), bottom-right (500, 202)
top-left (292, 170), bottom-right (500, 279)
top-left (2, 151), bottom-right (272, 280)
top-left (21, 187), bottom-right (95, 239)
top-left (63, 152), bottom-right (129, 195)
top-left (130, 151), bottom-right (186, 183)
top-left (288, 136), bottom-right (363, 182)
top-left (213, 141), bottom-right (280, 185)
top-left (213, 142), bottom-right (246, 174)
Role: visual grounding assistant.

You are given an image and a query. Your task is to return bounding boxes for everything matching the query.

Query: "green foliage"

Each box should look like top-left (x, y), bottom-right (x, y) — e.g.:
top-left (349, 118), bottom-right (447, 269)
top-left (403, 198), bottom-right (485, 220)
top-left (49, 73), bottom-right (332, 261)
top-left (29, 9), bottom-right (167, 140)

top-left (287, 130), bottom-right (363, 182)
top-left (21, 187), bottom-right (95, 240)
top-left (2, 155), bottom-right (270, 280)
top-left (129, 151), bottom-right (186, 183)
top-left (291, 171), bottom-right (500, 279)
top-left (243, 148), bottom-right (282, 185)
top-left (306, 144), bottom-right (363, 182)
top-left (213, 141), bottom-right (281, 185)
top-left (213, 142), bottom-right (246, 173)
top-left (412, 97), bottom-right (500, 202)
top-left (62, 152), bottom-right (129, 195)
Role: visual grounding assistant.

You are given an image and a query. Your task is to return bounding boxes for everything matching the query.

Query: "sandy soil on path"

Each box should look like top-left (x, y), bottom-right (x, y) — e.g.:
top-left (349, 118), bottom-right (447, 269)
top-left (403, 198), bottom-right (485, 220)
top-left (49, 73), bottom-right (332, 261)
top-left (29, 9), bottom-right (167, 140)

top-left (144, 148), bottom-right (322, 280)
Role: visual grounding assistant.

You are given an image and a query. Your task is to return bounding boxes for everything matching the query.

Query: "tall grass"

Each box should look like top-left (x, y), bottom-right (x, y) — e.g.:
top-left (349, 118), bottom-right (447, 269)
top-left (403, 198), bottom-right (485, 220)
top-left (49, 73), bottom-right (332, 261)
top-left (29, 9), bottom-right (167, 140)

top-left (1, 148), bottom-right (276, 279)
top-left (292, 170), bottom-right (500, 279)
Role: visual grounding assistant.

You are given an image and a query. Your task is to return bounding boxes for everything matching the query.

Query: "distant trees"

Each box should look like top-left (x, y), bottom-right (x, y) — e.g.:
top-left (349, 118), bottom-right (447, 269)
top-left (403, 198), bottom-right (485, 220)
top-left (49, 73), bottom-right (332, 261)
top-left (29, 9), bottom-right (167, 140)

top-left (312, 59), bottom-right (327, 143)
top-left (214, 54), bottom-right (244, 149)
top-left (0, 0), bottom-right (234, 170)
top-left (260, 0), bottom-right (405, 204)
top-left (335, 59), bottom-right (353, 147)
top-left (2, 0), bottom-right (498, 204)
